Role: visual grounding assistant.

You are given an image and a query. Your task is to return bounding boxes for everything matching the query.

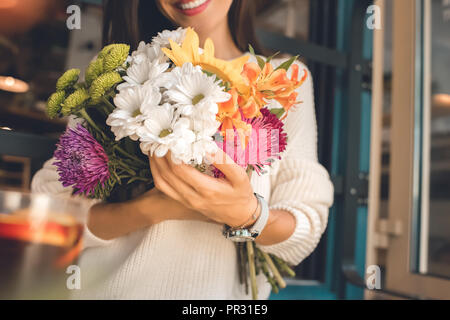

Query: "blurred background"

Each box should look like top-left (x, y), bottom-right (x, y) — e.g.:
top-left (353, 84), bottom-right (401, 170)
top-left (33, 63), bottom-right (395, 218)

top-left (0, 0), bottom-right (449, 299)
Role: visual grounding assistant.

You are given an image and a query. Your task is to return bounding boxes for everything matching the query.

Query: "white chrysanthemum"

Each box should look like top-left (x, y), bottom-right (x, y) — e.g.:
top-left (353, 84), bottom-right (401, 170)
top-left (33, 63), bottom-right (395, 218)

top-left (189, 101), bottom-right (220, 133)
top-left (152, 27), bottom-right (187, 48)
top-left (132, 41), bottom-right (167, 63)
top-left (164, 62), bottom-right (230, 116)
top-left (106, 83), bottom-right (162, 141)
top-left (138, 104), bottom-right (195, 160)
top-left (117, 58), bottom-right (170, 91)
top-left (184, 103), bottom-right (221, 165)
top-left (191, 133), bottom-right (219, 165)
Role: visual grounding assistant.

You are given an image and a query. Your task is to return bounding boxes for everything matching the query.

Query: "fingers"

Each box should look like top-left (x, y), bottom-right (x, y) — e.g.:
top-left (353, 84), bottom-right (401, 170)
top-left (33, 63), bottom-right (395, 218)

top-left (206, 149), bottom-right (248, 187)
top-left (149, 156), bottom-right (182, 202)
top-left (151, 155), bottom-right (201, 207)
top-left (165, 153), bottom-right (226, 194)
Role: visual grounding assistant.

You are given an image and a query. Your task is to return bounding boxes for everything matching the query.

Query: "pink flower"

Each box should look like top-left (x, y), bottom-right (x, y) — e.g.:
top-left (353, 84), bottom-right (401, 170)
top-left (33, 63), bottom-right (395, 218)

top-left (215, 108), bottom-right (287, 177)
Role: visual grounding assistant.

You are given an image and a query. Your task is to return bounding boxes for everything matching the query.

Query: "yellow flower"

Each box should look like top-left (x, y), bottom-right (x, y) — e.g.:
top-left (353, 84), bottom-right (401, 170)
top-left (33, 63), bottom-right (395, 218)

top-left (162, 28), bottom-right (249, 94)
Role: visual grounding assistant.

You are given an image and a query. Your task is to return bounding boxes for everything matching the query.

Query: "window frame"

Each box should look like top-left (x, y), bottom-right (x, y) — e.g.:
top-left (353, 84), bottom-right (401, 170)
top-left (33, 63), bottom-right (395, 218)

top-left (384, 0), bottom-right (450, 299)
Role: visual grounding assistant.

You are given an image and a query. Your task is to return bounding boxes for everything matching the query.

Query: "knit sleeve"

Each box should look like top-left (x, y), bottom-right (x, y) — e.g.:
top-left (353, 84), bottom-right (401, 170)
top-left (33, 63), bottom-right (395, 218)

top-left (30, 117), bottom-right (117, 250)
top-left (256, 61), bottom-right (334, 266)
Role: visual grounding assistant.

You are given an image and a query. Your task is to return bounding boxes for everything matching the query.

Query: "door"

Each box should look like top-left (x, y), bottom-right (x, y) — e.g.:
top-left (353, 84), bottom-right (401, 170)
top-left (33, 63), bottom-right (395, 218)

top-left (367, 0), bottom-right (450, 299)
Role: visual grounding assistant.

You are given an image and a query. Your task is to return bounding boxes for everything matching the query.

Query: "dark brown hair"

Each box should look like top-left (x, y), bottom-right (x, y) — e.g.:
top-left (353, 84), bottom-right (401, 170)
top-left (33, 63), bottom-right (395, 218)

top-left (102, 0), bottom-right (265, 54)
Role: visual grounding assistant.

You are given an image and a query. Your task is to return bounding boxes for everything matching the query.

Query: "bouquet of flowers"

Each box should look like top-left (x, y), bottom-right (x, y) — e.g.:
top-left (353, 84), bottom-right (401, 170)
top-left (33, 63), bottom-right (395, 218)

top-left (46, 27), bottom-right (308, 299)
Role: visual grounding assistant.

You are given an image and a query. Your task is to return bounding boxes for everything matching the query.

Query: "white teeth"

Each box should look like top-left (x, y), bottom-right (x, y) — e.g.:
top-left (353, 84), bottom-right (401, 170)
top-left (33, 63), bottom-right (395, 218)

top-left (179, 0), bottom-right (208, 10)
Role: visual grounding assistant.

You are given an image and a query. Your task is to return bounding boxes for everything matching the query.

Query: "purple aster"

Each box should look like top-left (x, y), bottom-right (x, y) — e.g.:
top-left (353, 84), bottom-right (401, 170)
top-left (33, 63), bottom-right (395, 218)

top-left (53, 124), bottom-right (110, 196)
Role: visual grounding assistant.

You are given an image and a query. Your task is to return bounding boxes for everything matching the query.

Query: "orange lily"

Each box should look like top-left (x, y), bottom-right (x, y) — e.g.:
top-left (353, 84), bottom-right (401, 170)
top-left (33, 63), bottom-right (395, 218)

top-left (217, 88), bottom-right (252, 146)
top-left (240, 60), bottom-right (308, 117)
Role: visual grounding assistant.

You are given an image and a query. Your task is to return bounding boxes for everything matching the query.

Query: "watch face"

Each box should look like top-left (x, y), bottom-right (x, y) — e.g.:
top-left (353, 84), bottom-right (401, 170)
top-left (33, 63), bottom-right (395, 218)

top-left (229, 235), bottom-right (254, 242)
top-left (223, 226), bottom-right (255, 242)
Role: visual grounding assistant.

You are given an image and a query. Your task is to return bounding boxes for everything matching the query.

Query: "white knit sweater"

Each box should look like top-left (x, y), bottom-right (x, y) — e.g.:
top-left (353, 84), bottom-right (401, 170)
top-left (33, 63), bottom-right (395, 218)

top-left (31, 56), bottom-right (334, 300)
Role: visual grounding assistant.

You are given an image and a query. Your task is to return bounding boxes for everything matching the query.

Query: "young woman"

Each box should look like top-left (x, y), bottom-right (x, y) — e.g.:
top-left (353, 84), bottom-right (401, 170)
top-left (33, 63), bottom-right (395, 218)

top-left (32, 0), bottom-right (334, 299)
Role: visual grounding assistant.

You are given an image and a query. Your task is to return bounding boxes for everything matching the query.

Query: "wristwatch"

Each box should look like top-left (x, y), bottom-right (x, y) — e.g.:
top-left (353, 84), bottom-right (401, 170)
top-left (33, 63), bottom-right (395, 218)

top-left (223, 193), bottom-right (270, 242)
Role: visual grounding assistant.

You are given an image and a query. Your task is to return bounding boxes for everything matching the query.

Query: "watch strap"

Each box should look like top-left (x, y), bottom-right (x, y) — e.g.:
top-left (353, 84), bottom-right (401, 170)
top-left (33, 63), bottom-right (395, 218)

top-left (249, 193), bottom-right (269, 237)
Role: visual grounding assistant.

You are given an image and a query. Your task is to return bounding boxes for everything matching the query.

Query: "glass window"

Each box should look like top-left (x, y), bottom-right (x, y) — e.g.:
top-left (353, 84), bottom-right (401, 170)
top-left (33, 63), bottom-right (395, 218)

top-left (419, 0), bottom-right (450, 279)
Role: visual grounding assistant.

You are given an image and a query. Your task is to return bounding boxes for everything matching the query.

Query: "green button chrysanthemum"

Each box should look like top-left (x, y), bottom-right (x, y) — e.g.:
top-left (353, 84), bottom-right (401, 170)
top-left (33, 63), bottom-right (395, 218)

top-left (56, 69), bottom-right (80, 91)
top-left (46, 90), bottom-right (66, 119)
top-left (97, 44), bottom-right (117, 59)
top-left (61, 88), bottom-right (90, 116)
top-left (101, 44), bottom-right (130, 73)
top-left (85, 58), bottom-right (104, 85)
top-left (89, 71), bottom-right (122, 103)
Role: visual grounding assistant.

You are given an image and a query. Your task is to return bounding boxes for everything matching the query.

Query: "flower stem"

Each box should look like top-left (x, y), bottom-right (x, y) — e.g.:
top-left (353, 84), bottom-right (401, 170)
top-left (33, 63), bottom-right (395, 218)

top-left (241, 243), bottom-right (249, 295)
top-left (260, 250), bottom-right (286, 288)
top-left (236, 244), bottom-right (244, 285)
top-left (80, 107), bottom-right (147, 168)
top-left (102, 96), bottom-right (115, 113)
top-left (117, 159), bottom-right (136, 175)
top-left (256, 250), bottom-right (279, 293)
top-left (79, 108), bottom-right (107, 140)
top-left (128, 176), bottom-right (150, 182)
top-left (246, 241), bottom-right (258, 300)
top-left (114, 145), bottom-right (147, 166)
top-left (100, 105), bottom-right (109, 116)
top-left (271, 254), bottom-right (296, 278)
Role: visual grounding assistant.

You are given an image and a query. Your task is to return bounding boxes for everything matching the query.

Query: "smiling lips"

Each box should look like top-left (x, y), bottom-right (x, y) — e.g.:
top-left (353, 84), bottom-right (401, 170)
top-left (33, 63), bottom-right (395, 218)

top-left (175, 0), bottom-right (211, 16)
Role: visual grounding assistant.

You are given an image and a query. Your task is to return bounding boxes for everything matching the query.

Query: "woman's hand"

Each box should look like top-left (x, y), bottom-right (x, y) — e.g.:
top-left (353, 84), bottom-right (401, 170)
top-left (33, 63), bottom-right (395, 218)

top-left (87, 187), bottom-right (212, 241)
top-left (149, 150), bottom-right (259, 228)
top-left (135, 188), bottom-right (213, 225)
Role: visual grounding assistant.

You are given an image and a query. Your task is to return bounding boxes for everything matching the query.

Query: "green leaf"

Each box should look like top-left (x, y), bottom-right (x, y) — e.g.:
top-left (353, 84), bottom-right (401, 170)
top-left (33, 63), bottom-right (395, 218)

top-left (202, 70), bottom-right (214, 77)
top-left (249, 44), bottom-right (265, 69)
top-left (127, 177), bottom-right (138, 185)
top-left (112, 170), bottom-right (121, 185)
top-left (266, 51), bottom-right (280, 63)
top-left (270, 108), bottom-right (286, 119)
top-left (256, 55), bottom-right (266, 70)
top-left (275, 55), bottom-right (299, 71)
top-left (248, 44), bottom-right (255, 56)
